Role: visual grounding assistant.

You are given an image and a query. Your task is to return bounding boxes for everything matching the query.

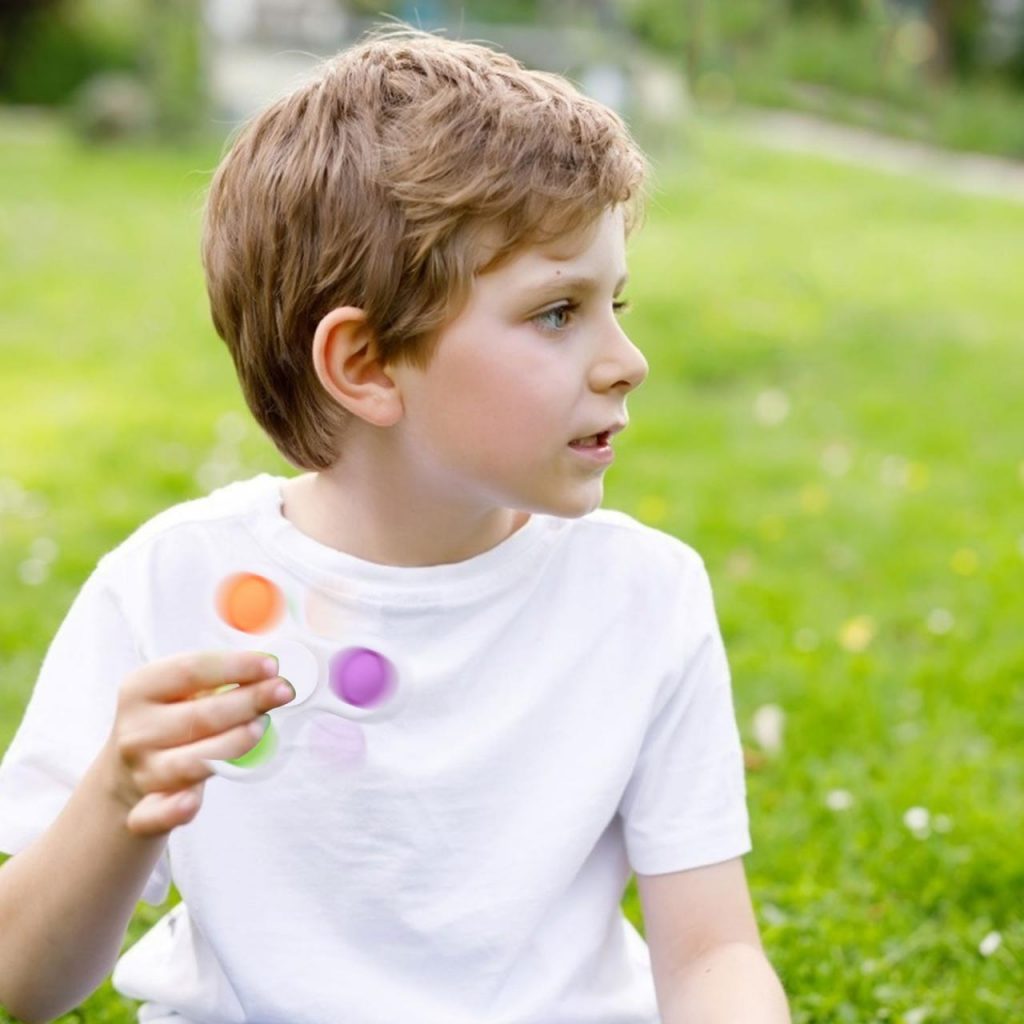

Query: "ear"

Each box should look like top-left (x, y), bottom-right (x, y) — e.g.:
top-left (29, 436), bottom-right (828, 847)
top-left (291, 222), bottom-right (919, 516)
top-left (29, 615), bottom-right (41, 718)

top-left (312, 307), bottom-right (403, 428)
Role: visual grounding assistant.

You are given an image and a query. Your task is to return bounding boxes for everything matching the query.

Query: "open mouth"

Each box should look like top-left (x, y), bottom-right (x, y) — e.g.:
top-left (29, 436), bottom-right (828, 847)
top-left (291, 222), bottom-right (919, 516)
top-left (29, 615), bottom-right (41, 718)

top-left (568, 431), bottom-right (611, 449)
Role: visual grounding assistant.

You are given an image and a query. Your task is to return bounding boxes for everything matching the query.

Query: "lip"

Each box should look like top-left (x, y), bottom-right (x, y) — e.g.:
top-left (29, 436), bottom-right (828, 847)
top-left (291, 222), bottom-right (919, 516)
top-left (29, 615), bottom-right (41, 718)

top-left (566, 421), bottom-right (625, 466)
top-left (568, 420), bottom-right (627, 445)
top-left (568, 442), bottom-right (615, 466)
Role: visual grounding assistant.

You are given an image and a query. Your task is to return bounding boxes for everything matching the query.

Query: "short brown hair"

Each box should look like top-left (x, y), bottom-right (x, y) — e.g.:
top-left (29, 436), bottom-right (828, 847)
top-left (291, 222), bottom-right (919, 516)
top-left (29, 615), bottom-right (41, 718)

top-left (202, 26), bottom-right (648, 470)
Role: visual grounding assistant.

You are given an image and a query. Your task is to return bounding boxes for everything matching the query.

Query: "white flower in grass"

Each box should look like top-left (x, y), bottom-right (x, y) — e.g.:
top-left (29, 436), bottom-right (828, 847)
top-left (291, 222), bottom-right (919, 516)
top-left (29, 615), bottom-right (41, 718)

top-left (18, 559), bottom-right (49, 586)
top-left (29, 537), bottom-right (58, 563)
top-left (753, 389), bottom-right (790, 427)
top-left (821, 442), bottom-right (851, 478)
top-left (926, 608), bottom-right (954, 635)
top-left (751, 704), bottom-right (784, 754)
top-left (825, 789), bottom-right (854, 811)
top-left (894, 721), bottom-right (920, 743)
top-left (0, 478), bottom-right (45, 518)
top-left (903, 806), bottom-right (929, 829)
top-left (903, 806), bottom-right (931, 839)
top-left (880, 455), bottom-right (909, 489)
top-left (0, 477), bottom-right (25, 514)
top-left (827, 544), bottom-right (857, 571)
top-left (979, 931), bottom-right (1002, 957)
top-left (0, 481), bottom-right (49, 520)
top-left (903, 1008), bottom-right (929, 1024)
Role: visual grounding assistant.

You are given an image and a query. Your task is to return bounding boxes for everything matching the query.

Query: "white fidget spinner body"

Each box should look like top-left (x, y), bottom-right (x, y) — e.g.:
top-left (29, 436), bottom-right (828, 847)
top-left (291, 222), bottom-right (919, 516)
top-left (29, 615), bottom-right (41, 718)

top-left (206, 571), bottom-right (408, 782)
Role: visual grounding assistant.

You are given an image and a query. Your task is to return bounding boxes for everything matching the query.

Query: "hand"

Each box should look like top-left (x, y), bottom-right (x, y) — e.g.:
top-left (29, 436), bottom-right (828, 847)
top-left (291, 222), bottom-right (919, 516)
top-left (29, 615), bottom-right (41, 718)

top-left (99, 651), bottom-right (295, 837)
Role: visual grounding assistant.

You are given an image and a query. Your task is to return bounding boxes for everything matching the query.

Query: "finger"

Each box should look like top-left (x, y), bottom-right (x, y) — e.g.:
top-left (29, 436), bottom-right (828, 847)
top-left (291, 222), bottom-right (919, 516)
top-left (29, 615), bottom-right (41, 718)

top-left (125, 785), bottom-right (204, 838)
top-left (131, 650), bottom-right (279, 703)
top-left (158, 675), bottom-right (294, 749)
top-left (112, 676), bottom-right (292, 789)
top-left (134, 719), bottom-right (271, 794)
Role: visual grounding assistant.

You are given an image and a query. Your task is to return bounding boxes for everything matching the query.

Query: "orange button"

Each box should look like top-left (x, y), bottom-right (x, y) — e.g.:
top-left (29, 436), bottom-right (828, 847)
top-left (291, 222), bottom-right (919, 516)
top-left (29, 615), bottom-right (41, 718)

top-left (216, 573), bottom-right (285, 634)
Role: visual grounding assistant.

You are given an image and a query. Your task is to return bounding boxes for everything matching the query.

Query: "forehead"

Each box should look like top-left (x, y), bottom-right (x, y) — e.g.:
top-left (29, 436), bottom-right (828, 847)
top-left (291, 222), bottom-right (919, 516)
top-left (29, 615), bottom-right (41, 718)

top-left (476, 206), bottom-right (628, 285)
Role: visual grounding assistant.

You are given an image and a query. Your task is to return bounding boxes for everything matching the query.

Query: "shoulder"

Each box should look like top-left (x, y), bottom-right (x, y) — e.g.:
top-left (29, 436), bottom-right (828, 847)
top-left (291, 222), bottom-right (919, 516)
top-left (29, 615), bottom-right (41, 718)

top-left (550, 507), bottom-right (715, 614)
top-left (562, 507), bottom-right (708, 582)
top-left (95, 474), bottom-right (283, 581)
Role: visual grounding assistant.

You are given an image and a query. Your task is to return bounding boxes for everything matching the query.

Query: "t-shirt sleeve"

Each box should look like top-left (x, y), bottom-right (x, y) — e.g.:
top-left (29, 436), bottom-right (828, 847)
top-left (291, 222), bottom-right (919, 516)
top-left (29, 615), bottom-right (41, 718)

top-left (618, 556), bottom-right (751, 875)
top-left (0, 559), bottom-right (171, 905)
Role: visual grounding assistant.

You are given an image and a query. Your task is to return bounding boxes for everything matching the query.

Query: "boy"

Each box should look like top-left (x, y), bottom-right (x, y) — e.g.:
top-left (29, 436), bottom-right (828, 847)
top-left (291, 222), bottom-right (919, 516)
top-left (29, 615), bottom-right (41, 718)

top-left (0, 28), bottom-right (789, 1024)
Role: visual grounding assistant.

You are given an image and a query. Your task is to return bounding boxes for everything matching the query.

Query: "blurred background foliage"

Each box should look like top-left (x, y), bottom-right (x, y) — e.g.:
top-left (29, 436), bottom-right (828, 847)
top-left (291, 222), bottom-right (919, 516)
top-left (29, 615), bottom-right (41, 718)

top-left (0, 0), bottom-right (140, 105)
top-left (623, 0), bottom-right (1024, 154)
top-left (0, 0), bottom-right (202, 139)
top-left (2, 0), bottom-right (1024, 152)
top-left (1, 1), bottom-right (1022, 1021)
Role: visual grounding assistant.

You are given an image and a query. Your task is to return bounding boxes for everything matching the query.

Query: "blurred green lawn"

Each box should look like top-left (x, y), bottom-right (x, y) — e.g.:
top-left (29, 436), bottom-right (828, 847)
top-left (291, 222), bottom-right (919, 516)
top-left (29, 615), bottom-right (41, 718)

top-left (1, 111), bottom-right (1022, 1022)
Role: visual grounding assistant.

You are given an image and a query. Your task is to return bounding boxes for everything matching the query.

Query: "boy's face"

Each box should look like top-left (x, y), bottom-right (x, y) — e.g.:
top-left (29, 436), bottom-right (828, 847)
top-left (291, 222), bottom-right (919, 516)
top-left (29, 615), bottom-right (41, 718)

top-left (389, 206), bottom-right (648, 519)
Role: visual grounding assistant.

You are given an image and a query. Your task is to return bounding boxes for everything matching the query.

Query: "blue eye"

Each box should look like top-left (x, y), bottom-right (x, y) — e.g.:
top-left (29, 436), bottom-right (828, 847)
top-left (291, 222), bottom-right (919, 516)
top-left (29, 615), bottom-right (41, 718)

top-left (532, 298), bottom-right (631, 333)
top-left (534, 303), bottom-right (576, 331)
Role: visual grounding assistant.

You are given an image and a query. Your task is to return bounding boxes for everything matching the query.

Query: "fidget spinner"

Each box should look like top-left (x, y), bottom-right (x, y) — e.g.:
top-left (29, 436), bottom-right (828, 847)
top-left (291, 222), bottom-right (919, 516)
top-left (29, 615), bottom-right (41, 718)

top-left (204, 570), bottom-right (408, 782)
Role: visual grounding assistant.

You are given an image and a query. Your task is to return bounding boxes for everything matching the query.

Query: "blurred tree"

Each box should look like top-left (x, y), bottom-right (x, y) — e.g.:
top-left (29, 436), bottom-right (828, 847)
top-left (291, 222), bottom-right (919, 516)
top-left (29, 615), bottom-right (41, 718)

top-left (621, 0), bottom-right (778, 79)
top-left (0, 0), bottom-right (59, 75)
top-left (0, 0), bottom-right (138, 106)
top-left (620, 0), bottom-right (1024, 94)
top-left (927, 0), bottom-right (986, 80)
top-left (142, 0), bottom-right (203, 137)
top-left (788, 0), bottom-right (862, 19)
top-left (684, 0), bottom-right (704, 83)
top-left (461, 0), bottom-right (542, 20)
top-left (0, 0), bottom-right (47, 94)
top-left (1009, 13), bottom-right (1024, 86)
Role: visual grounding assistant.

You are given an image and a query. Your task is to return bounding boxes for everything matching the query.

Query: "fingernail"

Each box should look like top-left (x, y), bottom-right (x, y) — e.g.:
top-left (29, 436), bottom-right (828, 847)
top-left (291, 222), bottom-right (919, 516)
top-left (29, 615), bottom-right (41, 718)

top-left (250, 716), bottom-right (270, 740)
top-left (258, 654), bottom-right (279, 677)
top-left (274, 680), bottom-right (296, 703)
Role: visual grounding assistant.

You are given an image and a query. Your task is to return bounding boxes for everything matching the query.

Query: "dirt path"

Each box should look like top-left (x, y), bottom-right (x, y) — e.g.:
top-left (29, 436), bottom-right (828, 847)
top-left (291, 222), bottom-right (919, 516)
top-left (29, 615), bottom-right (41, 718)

top-left (733, 108), bottom-right (1024, 204)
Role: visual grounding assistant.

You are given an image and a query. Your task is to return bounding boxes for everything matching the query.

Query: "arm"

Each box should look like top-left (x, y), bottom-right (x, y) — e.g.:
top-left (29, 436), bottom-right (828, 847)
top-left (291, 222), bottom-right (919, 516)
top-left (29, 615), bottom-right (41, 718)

top-left (638, 858), bottom-right (790, 1024)
top-left (0, 745), bottom-right (169, 1023)
top-left (0, 651), bottom-right (291, 1024)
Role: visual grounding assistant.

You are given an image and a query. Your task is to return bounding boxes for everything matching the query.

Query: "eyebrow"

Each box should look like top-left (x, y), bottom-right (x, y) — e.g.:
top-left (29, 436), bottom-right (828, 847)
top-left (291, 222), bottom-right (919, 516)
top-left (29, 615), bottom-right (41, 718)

top-left (526, 273), bottom-right (629, 298)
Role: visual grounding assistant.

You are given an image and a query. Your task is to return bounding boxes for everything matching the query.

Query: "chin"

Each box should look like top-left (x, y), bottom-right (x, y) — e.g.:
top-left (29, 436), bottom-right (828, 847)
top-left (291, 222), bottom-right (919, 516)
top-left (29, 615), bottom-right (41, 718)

top-left (541, 484), bottom-right (605, 520)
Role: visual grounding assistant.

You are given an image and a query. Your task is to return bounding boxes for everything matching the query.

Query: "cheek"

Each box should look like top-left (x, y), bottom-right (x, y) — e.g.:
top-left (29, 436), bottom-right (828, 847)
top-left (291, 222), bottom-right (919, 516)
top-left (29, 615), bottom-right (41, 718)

top-left (438, 386), bottom-right (540, 455)
top-left (431, 351), bottom-right (559, 442)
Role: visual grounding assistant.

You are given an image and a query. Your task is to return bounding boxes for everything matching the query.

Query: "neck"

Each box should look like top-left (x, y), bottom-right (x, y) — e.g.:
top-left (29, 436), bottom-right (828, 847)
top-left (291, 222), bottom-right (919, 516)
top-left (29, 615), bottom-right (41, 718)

top-left (281, 454), bottom-right (530, 569)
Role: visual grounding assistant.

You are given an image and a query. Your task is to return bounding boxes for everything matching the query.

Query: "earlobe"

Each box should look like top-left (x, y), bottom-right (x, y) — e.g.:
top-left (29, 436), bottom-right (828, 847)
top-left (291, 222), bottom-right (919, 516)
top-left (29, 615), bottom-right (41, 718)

top-left (312, 307), bottom-right (404, 427)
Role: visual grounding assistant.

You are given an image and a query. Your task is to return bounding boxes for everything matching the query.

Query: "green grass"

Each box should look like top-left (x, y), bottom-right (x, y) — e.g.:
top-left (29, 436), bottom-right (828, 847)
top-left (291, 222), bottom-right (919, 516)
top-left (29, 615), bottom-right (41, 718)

top-left (1, 111), bottom-right (1022, 1022)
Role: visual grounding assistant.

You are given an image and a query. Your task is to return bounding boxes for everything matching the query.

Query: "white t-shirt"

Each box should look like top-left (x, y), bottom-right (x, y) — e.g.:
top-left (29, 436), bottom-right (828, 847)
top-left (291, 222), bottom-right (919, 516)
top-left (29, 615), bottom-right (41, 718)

top-left (0, 475), bottom-right (750, 1024)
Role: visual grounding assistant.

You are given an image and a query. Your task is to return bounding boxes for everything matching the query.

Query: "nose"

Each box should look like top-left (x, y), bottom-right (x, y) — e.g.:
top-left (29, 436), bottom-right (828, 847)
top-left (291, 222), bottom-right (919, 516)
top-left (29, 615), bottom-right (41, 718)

top-left (589, 320), bottom-right (649, 394)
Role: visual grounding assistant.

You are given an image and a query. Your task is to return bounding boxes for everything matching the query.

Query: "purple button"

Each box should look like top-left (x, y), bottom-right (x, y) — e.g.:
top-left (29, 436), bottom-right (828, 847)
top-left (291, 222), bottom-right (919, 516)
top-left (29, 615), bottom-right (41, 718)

top-left (328, 647), bottom-right (396, 708)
